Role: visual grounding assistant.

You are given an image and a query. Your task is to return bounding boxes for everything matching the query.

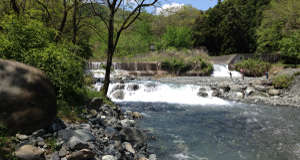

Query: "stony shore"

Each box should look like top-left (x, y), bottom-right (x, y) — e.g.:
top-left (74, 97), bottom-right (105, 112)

top-left (10, 99), bottom-right (156, 160)
top-left (154, 72), bottom-right (300, 108)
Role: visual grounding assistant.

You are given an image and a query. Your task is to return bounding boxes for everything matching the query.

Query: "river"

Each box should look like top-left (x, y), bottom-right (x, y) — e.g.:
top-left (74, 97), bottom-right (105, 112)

top-left (88, 63), bottom-right (300, 160)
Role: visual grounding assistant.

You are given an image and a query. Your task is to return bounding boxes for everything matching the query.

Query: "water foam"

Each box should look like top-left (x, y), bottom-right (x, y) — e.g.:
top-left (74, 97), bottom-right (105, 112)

top-left (95, 81), bottom-right (230, 106)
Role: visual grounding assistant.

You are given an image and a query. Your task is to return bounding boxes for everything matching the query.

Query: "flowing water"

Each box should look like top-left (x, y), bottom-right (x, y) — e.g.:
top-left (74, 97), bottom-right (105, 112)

top-left (88, 63), bottom-right (300, 160)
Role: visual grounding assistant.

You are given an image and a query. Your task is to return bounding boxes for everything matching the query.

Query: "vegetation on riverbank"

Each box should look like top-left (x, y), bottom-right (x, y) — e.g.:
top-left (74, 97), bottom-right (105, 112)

top-left (234, 59), bottom-right (271, 77)
top-left (272, 74), bottom-right (295, 89)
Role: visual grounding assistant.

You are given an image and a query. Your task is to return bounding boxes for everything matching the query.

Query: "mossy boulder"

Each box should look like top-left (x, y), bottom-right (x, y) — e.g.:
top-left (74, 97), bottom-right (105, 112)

top-left (0, 59), bottom-right (57, 135)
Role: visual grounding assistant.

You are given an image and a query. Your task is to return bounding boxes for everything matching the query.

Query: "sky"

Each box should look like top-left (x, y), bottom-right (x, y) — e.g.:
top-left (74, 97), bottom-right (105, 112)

top-left (159, 0), bottom-right (218, 11)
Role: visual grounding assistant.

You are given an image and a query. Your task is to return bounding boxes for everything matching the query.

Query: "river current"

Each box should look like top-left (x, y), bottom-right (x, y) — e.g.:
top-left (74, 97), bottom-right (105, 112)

top-left (88, 64), bottom-right (300, 160)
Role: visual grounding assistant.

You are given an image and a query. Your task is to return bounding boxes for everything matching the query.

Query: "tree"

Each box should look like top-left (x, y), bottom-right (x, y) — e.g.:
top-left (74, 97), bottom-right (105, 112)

top-left (90, 0), bottom-right (159, 95)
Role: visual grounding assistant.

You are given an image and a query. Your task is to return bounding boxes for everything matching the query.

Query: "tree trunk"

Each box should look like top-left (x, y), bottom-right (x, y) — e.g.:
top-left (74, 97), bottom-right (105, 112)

top-left (10, 0), bottom-right (20, 15)
top-left (101, 11), bottom-right (115, 96)
top-left (72, 0), bottom-right (78, 44)
top-left (56, 0), bottom-right (68, 42)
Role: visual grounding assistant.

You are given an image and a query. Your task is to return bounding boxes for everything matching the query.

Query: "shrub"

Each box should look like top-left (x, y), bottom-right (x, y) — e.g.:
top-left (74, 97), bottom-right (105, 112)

top-left (235, 58), bottom-right (271, 77)
top-left (161, 56), bottom-right (213, 76)
top-left (0, 14), bottom-right (86, 104)
top-left (272, 74), bottom-right (294, 89)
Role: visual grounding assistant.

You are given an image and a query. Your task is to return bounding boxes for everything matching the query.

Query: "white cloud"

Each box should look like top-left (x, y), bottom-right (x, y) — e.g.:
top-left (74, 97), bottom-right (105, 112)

top-left (156, 3), bottom-right (184, 15)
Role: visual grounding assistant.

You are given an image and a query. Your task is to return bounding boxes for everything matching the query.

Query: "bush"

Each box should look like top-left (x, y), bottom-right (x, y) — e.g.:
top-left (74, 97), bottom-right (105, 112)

top-left (161, 58), bottom-right (192, 75)
top-left (272, 74), bottom-right (294, 89)
top-left (161, 56), bottom-right (213, 76)
top-left (235, 58), bottom-right (271, 77)
top-left (0, 14), bottom-right (86, 104)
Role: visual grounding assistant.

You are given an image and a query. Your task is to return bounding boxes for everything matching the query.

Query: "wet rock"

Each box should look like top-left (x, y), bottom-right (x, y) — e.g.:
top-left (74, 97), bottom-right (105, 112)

top-left (111, 84), bottom-right (125, 93)
top-left (49, 118), bottom-right (66, 132)
top-left (197, 91), bottom-right (209, 97)
top-left (212, 90), bottom-right (220, 97)
top-left (111, 90), bottom-right (125, 100)
top-left (120, 119), bottom-right (136, 128)
top-left (268, 89), bottom-right (281, 96)
top-left (132, 112), bottom-right (143, 119)
top-left (230, 85), bottom-right (244, 92)
top-left (218, 83), bottom-right (230, 92)
top-left (16, 134), bottom-right (29, 141)
top-left (15, 145), bottom-right (45, 160)
top-left (58, 129), bottom-right (95, 150)
top-left (122, 142), bottom-right (135, 154)
top-left (0, 59), bottom-right (57, 135)
top-left (245, 87), bottom-right (255, 96)
top-left (119, 127), bottom-right (146, 147)
top-left (67, 149), bottom-right (95, 160)
top-left (253, 85), bottom-right (269, 92)
top-left (127, 84), bottom-right (140, 91)
top-left (149, 154), bottom-right (157, 160)
top-left (45, 152), bottom-right (59, 160)
top-left (234, 92), bottom-right (244, 99)
top-left (59, 147), bottom-right (68, 157)
top-left (102, 155), bottom-right (117, 160)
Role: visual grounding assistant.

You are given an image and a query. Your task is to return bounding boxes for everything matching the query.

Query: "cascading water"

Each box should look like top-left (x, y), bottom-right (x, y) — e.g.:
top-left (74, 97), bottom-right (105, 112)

top-left (88, 62), bottom-right (300, 160)
top-left (212, 64), bottom-right (242, 77)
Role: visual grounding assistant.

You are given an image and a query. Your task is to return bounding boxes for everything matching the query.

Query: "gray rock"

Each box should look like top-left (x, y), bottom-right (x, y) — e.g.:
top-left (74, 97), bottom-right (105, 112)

top-left (122, 142), bottom-right (135, 154)
top-left (111, 90), bottom-right (125, 100)
top-left (119, 127), bottom-right (146, 147)
top-left (127, 84), bottom-right (140, 91)
top-left (254, 85), bottom-right (269, 92)
top-left (0, 59), bottom-right (57, 135)
top-left (59, 147), bottom-right (68, 157)
top-left (245, 87), bottom-right (255, 96)
top-left (15, 145), bottom-right (45, 160)
top-left (58, 129), bottom-right (95, 150)
top-left (45, 152), bottom-right (59, 160)
top-left (197, 91), bottom-right (208, 97)
top-left (234, 92), bottom-right (244, 99)
top-left (102, 155), bottom-right (117, 160)
top-left (149, 154), bottom-right (157, 160)
top-left (268, 89), bottom-right (281, 96)
top-left (16, 134), bottom-right (29, 141)
top-left (120, 119), bottom-right (136, 128)
top-left (67, 149), bottom-right (95, 160)
top-left (211, 90), bottom-right (220, 97)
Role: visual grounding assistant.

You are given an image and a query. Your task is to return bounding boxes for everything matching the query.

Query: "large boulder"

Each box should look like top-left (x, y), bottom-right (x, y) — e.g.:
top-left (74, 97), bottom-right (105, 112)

top-left (0, 59), bottom-right (57, 135)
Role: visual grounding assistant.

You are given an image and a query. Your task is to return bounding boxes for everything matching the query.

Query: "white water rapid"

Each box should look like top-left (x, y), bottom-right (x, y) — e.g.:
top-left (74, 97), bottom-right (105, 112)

top-left (212, 64), bottom-right (242, 77)
top-left (94, 81), bottom-right (230, 106)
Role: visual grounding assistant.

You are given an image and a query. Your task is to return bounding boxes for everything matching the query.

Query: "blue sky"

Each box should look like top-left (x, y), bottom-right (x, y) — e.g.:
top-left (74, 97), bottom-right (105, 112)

top-left (161, 0), bottom-right (218, 10)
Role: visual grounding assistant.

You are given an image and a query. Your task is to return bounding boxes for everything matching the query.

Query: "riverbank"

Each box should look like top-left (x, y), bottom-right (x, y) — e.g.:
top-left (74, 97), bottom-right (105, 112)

top-left (5, 99), bottom-right (156, 160)
top-left (152, 71), bottom-right (300, 108)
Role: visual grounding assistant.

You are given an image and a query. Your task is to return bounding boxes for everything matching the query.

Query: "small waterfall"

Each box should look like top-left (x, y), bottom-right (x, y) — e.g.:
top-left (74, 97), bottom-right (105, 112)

top-left (212, 64), bottom-right (241, 77)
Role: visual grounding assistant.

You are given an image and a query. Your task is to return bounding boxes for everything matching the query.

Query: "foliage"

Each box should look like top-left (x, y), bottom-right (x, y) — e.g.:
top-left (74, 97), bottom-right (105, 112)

top-left (161, 58), bottom-right (192, 75)
top-left (235, 58), bottom-right (271, 77)
top-left (0, 15), bottom-right (86, 104)
top-left (0, 125), bottom-right (16, 160)
top-left (161, 56), bottom-right (213, 75)
top-left (162, 26), bottom-right (193, 49)
top-left (57, 100), bottom-right (87, 123)
top-left (272, 74), bottom-right (294, 89)
top-left (193, 0), bottom-right (271, 55)
top-left (256, 0), bottom-right (300, 63)
top-left (279, 32), bottom-right (300, 63)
